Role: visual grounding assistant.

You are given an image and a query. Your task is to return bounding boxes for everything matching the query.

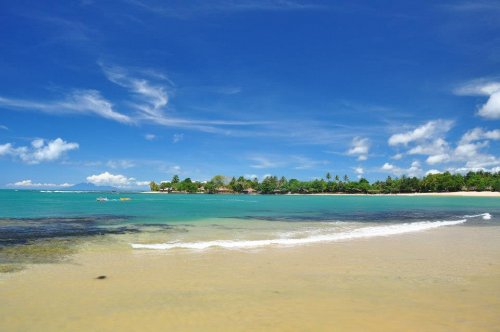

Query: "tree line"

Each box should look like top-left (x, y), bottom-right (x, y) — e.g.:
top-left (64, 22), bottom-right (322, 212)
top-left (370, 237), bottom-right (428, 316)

top-left (149, 171), bottom-right (500, 194)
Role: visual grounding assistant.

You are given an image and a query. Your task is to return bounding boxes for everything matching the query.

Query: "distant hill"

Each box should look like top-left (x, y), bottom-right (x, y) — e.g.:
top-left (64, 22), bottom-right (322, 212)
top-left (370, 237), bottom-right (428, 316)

top-left (69, 183), bottom-right (119, 191)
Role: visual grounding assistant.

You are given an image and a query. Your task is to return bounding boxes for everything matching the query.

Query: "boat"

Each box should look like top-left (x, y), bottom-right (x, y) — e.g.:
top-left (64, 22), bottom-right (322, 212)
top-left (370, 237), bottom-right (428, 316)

top-left (120, 197), bottom-right (131, 201)
top-left (96, 197), bottom-right (108, 202)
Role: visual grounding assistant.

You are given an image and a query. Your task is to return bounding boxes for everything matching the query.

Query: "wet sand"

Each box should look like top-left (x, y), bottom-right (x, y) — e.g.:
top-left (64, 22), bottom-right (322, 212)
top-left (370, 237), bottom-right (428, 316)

top-left (1, 226), bottom-right (500, 331)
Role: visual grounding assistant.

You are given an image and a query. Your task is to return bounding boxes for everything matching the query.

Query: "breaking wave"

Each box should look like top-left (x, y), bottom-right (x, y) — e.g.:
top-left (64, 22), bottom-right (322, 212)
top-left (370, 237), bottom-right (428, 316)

top-left (131, 213), bottom-right (491, 251)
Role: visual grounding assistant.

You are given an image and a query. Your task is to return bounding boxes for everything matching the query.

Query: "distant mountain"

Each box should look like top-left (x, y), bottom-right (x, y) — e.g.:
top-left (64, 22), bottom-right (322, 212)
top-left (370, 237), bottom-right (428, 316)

top-left (69, 182), bottom-right (119, 191)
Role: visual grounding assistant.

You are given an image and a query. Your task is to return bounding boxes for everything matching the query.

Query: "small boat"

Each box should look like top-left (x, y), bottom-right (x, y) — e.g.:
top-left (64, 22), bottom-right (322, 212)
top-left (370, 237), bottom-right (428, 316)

top-left (120, 197), bottom-right (132, 201)
top-left (96, 197), bottom-right (108, 202)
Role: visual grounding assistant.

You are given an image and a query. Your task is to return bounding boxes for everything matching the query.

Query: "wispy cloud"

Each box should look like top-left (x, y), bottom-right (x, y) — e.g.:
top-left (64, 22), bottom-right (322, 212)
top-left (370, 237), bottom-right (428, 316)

top-left (248, 155), bottom-right (284, 169)
top-left (0, 63), bottom-right (266, 133)
top-left (125, 0), bottom-right (325, 18)
top-left (292, 155), bottom-right (328, 170)
top-left (0, 90), bottom-right (132, 124)
top-left (0, 124), bottom-right (8, 130)
top-left (100, 63), bottom-right (169, 119)
top-left (106, 159), bottom-right (136, 169)
top-left (99, 63), bottom-right (267, 132)
top-left (144, 133), bottom-right (156, 141)
top-left (0, 138), bottom-right (79, 164)
top-left (441, 1), bottom-right (500, 12)
top-left (248, 154), bottom-right (327, 170)
top-left (172, 133), bottom-right (184, 143)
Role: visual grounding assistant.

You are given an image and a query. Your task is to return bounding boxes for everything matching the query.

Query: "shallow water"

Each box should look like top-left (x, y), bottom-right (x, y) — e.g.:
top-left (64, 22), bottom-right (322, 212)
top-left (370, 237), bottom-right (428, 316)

top-left (0, 190), bottom-right (499, 267)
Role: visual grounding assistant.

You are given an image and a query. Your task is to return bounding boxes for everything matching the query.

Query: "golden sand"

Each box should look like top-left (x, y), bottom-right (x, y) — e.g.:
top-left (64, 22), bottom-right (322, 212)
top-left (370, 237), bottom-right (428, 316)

top-left (1, 226), bottom-right (500, 331)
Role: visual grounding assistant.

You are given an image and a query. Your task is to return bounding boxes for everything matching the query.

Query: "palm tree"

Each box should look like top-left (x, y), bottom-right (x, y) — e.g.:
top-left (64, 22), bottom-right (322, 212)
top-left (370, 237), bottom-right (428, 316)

top-left (326, 172), bottom-right (331, 182)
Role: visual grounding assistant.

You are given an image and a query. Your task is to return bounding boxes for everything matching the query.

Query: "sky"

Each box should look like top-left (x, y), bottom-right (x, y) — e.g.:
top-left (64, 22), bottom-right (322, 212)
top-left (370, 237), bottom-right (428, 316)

top-left (0, 0), bottom-right (499, 189)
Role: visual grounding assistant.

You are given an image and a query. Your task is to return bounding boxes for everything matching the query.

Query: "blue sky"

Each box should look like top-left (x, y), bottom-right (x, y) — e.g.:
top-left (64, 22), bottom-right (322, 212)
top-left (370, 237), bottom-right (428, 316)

top-left (0, 0), bottom-right (499, 189)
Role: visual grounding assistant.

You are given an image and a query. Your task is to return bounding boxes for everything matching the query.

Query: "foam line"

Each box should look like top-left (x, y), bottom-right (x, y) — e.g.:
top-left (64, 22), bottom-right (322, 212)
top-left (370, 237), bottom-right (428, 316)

top-left (131, 216), bottom-right (481, 250)
top-left (463, 213), bottom-right (491, 220)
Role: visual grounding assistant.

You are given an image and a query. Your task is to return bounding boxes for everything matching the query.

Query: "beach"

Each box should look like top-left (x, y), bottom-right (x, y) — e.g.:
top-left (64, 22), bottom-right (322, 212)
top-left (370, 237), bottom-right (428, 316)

top-left (141, 191), bottom-right (500, 197)
top-left (1, 224), bottom-right (500, 331)
top-left (1, 191), bottom-right (500, 331)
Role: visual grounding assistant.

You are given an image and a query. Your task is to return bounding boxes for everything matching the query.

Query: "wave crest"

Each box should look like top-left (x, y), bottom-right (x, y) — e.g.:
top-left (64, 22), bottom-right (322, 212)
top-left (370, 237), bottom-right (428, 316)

top-left (131, 213), bottom-right (491, 250)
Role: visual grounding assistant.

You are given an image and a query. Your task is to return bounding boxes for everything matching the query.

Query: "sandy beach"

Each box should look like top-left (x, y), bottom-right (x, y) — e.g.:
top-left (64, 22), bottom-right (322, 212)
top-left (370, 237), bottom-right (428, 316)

top-left (1, 225), bottom-right (499, 331)
top-left (141, 191), bottom-right (500, 197)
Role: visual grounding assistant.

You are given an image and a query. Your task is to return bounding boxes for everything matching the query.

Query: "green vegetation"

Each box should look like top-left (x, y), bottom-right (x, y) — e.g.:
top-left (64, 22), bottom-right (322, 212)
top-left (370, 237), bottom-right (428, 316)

top-left (148, 171), bottom-right (500, 194)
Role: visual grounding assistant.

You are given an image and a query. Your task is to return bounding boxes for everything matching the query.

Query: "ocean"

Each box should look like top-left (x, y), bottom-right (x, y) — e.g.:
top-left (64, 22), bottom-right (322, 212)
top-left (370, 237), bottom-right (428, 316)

top-left (1, 190), bottom-right (498, 253)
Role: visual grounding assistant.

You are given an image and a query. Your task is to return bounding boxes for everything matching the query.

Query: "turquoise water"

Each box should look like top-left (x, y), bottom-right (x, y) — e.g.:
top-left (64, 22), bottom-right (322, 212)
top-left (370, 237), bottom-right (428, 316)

top-left (0, 190), bottom-right (499, 250)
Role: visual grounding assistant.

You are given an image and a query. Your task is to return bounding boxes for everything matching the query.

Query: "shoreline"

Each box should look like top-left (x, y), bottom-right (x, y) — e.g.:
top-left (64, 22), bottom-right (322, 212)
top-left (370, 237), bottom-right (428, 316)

top-left (140, 190), bottom-right (500, 197)
top-left (1, 225), bottom-right (499, 331)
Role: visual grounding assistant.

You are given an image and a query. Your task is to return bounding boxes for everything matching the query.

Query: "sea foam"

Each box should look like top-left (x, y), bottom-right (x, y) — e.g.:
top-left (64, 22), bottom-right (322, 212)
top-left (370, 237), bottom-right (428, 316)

top-left (131, 213), bottom-right (491, 250)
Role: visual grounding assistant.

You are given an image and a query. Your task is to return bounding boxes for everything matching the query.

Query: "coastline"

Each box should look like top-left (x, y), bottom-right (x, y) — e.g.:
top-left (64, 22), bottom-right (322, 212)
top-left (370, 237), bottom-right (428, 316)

top-left (140, 191), bottom-right (500, 197)
top-left (1, 225), bottom-right (499, 331)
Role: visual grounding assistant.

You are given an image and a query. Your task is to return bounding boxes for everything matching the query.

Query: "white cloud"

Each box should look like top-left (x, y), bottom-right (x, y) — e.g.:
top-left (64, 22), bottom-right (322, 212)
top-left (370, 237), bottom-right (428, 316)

top-left (380, 161), bottom-right (422, 177)
top-left (106, 160), bottom-right (135, 169)
top-left (354, 167), bottom-right (364, 179)
top-left (459, 127), bottom-right (500, 144)
top-left (391, 153), bottom-right (403, 160)
top-left (8, 179), bottom-right (73, 188)
top-left (144, 133), bottom-right (156, 141)
top-left (455, 80), bottom-right (500, 119)
top-left (479, 92), bottom-right (500, 119)
top-left (382, 163), bottom-right (396, 171)
top-left (87, 172), bottom-right (133, 186)
top-left (244, 174), bottom-right (258, 180)
top-left (393, 127), bottom-right (498, 171)
top-left (387, 121), bottom-right (500, 171)
top-left (388, 120), bottom-right (453, 146)
top-left (0, 124), bottom-right (8, 130)
top-left (29, 138), bottom-right (79, 163)
top-left (426, 153), bottom-right (450, 165)
top-left (447, 166), bottom-right (500, 174)
top-left (347, 137), bottom-right (370, 160)
top-left (86, 171), bottom-right (148, 187)
top-left (452, 128), bottom-right (499, 170)
top-left (407, 161), bottom-right (422, 177)
top-left (173, 133), bottom-right (184, 143)
top-left (167, 165), bottom-right (182, 174)
top-left (0, 138), bottom-right (79, 164)
top-left (408, 138), bottom-right (449, 156)
top-left (0, 143), bottom-right (12, 156)
top-left (31, 139), bottom-right (45, 149)
top-left (425, 169), bottom-right (441, 175)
